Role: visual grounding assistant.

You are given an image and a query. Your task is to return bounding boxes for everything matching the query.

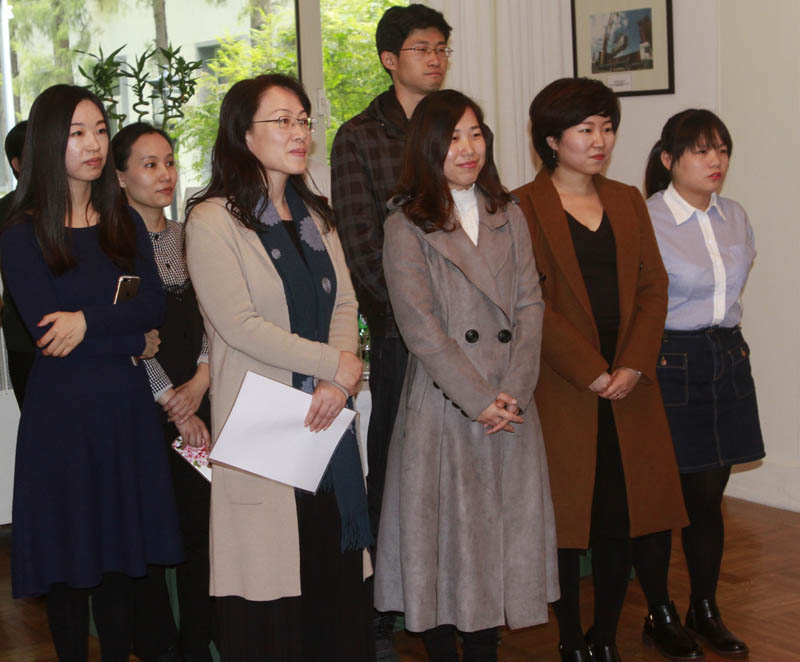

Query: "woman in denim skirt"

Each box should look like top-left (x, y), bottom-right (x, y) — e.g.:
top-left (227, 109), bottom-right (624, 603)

top-left (645, 109), bottom-right (765, 660)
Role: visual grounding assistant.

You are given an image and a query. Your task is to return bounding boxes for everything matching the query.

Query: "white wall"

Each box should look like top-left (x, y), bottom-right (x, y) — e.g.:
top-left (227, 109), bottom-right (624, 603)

top-left (716, 0), bottom-right (800, 511)
top-left (605, 0), bottom-right (719, 190)
top-left (0, 391), bottom-right (18, 523)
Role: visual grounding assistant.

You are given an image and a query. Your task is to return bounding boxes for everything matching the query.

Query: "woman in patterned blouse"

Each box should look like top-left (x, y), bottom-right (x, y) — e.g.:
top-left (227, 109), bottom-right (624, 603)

top-left (113, 122), bottom-right (215, 662)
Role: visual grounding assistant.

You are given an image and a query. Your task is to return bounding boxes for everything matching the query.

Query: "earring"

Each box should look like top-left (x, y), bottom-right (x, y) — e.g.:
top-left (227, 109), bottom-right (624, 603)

top-left (552, 148), bottom-right (557, 164)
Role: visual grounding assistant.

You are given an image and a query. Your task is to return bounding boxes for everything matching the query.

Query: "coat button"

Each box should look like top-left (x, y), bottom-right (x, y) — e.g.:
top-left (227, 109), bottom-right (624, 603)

top-left (497, 329), bottom-right (511, 343)
top-left (321, 277), bottom-right (331, 294)
top-left (465, 329), bottom-right (479, 343)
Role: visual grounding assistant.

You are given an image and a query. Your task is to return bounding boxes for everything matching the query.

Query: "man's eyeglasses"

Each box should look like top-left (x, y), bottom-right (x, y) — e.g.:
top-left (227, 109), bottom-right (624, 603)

top-left (399, 46), bottom-right (453, 58)
top-left (251, 116), bottom-right (317, 132)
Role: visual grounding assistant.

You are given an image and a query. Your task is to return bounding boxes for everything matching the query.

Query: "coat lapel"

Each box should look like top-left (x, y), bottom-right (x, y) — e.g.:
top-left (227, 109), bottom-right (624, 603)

top-left (421, 193), bottom-right (511, 320)
top-left (529, 171), bottom-right (594, 320)
top-left (595, 176), bottom-right (637, 334)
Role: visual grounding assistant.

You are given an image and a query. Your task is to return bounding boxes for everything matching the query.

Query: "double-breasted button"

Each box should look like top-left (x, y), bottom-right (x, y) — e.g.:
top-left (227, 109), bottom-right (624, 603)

top-left (465, 329), bottom-right (479, 343)
top-left (497, 329), bottom-right (511, 343)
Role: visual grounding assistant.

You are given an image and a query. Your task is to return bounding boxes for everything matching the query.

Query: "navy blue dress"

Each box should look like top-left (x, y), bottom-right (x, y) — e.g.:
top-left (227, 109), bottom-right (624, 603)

top-left (0, 214), bottom-right (183, 598)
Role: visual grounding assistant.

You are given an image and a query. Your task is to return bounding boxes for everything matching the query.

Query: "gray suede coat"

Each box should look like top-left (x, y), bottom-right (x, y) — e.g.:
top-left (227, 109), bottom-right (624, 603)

top-left (374, 193), bottom-right (559, 633)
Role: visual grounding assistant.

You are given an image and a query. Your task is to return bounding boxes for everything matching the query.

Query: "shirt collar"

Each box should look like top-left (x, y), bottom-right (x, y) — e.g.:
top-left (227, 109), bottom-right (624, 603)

top-left (451, 184), bottom-right (478, 212)
top-left (663, 182), bottom-right (726, 225)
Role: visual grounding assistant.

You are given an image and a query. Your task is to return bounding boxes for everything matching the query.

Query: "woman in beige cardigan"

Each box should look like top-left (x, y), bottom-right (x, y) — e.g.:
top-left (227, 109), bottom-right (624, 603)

top-left (185, 74), bottom-right (373, 662)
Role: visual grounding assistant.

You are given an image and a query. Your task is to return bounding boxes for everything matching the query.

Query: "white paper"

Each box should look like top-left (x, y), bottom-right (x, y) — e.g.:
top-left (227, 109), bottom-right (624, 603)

top-left (209, 371), bottom-right (356, 492)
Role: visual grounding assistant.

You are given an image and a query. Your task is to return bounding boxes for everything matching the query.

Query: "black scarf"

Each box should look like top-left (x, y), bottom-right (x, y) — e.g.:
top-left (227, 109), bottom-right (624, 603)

top-left (256, 183), bottom-right (372, 552)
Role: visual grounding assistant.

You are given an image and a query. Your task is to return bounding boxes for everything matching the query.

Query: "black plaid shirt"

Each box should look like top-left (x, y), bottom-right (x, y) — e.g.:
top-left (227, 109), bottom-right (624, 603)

top-left (331, 87), bottom-right (408, 336)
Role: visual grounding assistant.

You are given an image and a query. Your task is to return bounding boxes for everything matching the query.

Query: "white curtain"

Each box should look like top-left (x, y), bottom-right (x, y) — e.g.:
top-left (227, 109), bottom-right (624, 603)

top-left (425, 0), bottom-right (573, 189)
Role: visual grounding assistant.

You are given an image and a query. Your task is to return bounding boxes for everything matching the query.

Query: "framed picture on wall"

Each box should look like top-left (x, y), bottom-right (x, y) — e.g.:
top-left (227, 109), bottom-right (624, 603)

top-left (571, 0), bottom-right (674, 96)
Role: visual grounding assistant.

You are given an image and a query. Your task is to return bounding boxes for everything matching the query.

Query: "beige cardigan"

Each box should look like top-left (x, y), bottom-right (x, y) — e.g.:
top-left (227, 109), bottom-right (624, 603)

top-left (185, 197), bottom-right (369, 601)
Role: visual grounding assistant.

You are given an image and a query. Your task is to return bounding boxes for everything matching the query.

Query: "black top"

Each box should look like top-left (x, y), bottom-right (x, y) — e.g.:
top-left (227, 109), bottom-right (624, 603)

top-left (566, 211), bottom-right (620, 359)
top-left (0, 190), bottom-right (35, 353)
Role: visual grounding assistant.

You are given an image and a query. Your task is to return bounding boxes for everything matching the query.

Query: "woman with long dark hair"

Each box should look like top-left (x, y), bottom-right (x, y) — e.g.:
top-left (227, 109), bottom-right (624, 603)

top-left (0, 85), bottom-right (181, 660)
top-left (374, 89), bottom-right (558, 662)
top-left (513, 78), bottom-right (691, 662)
top-left (112, 122), bottom-right (214, 662)
top-left (643, 109), bottom-right (763, 660)
top-left (184, 73), bottom-right (373, 661)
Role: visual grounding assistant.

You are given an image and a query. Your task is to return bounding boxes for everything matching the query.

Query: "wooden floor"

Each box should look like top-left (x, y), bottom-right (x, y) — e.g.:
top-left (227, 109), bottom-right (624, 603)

top-left (0, 497), bottom-right (797, 661)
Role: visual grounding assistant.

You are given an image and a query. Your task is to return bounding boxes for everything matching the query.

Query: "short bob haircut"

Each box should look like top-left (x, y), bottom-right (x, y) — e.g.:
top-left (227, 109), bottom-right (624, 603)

top-left (376, 3), bottom-right (452, 74)
top-left (6, 84), bottom-right (135, 275)
top-left (185, 73), bottom-right (330, 231)
top-left (644, 109), bottom-right (733, 197)
top-left (111, 122), bottom-right (174, 172)
top-left (530, 77), bottom-right (620, 171)
top-left (394, 89), bottom-right (511, 234)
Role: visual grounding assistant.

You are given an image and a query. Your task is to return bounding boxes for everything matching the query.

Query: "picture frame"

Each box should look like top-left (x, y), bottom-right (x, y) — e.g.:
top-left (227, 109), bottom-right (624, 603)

top-left (571, 0), bottom-right (674, 97)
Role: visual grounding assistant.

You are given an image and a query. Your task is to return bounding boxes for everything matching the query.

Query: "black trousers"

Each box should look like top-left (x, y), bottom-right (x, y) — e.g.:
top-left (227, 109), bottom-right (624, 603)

top-left (365, 331), bottom-right (407, 542)
top-left (422, 625), bottom-right (498, 662)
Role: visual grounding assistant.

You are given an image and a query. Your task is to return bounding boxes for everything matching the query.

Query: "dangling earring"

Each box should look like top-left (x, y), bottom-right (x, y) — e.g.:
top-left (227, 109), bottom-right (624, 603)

top-left (552, 148), bottom-right (557, 164)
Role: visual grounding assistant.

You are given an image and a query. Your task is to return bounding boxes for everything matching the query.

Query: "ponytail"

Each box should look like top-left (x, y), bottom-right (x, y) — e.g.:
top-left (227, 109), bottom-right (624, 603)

top-left (645, 140), bottom-right (671, 198)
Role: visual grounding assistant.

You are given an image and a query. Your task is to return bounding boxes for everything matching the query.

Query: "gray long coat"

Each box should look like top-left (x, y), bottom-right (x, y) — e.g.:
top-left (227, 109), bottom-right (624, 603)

top-left (374, 194), bottom-right (559, 633)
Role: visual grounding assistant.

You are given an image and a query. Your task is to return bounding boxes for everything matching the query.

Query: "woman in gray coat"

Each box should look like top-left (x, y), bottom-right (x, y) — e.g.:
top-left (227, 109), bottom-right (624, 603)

top-left (374, 89), bottom-right (559, 661)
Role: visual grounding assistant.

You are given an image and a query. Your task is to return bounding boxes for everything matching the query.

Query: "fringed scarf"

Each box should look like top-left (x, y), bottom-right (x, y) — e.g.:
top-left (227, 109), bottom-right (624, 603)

top-left (256, 183), bottom-right (373, 552)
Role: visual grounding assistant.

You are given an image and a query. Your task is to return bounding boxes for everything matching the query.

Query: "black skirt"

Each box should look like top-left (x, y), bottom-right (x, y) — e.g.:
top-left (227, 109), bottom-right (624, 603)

top-left (656, 326), bottom-right (764, 473)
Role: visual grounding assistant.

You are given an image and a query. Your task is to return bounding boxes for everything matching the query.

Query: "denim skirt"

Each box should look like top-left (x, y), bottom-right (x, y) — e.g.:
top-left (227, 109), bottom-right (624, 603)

top-left (656, 326), bottom-right (765, 474)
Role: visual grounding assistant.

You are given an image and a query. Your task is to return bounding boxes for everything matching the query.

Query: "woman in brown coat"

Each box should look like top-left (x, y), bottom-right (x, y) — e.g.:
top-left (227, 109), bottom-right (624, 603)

top-left (513, 78), bottom-right (692, 662)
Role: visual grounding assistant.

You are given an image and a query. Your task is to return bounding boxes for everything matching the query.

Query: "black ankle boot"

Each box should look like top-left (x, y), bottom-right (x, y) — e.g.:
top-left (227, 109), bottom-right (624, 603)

top-left (558, 642), bottom-right (592, 661)
top-left (685, 598), bottom-right (748, 659)
top-left (585, 627), bottom-right (621, 662)
top-left (642, 601), bottom-right (705, 660)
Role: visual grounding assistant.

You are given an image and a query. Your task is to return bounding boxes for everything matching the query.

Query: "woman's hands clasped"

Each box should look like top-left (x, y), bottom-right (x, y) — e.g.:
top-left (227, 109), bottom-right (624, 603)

top-left (478, 392), bottom-right (524, 434)
top-left (589, 367), bottom-right (641, 400)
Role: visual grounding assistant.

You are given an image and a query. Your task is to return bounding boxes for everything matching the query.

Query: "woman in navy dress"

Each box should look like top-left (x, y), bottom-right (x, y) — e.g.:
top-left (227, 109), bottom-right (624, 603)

top-left (0, 85), bottom-right (182, 661)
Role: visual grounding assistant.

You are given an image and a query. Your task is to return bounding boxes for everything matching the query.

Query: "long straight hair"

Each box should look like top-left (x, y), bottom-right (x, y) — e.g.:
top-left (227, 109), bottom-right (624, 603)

top-left (394, 89), bottom-right (511, 233)
top-left (185, 74), bottom-right (331, 230)
top-left (6, 84), bottom-right (135, 274)
top-left (645, 109), bottom-right (733, 198)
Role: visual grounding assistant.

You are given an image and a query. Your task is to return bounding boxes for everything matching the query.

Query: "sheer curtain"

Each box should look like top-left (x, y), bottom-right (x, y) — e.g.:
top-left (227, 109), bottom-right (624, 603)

top-left (427, 0), bottom-right (573, 188)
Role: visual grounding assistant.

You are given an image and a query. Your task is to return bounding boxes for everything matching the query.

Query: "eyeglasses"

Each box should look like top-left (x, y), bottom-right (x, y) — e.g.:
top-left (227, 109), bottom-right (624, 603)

top-left (251, 116), bottom-right (317, 132)
top-left (399, 45), bottom-right (453, 58)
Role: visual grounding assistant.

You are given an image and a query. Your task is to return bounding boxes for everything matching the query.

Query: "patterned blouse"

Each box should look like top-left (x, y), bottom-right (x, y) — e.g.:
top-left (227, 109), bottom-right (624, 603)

top-left (143, 219), bottom-right (209, 400)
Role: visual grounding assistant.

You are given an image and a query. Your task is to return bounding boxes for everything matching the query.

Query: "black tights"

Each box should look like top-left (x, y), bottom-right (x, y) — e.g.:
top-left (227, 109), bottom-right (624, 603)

top-left (422, 625), bottom-right (498, 662)
top-left (46, 573), bottom-right (131, 662)
top-left (553, 530), bottom-right (672, 648)
top-left (680, 466), bottom-right (731, 601)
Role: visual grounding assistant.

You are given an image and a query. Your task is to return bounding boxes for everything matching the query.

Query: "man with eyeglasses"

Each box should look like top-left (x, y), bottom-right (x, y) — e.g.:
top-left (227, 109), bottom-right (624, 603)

top-left (330, 4), bottom-right (452, 660)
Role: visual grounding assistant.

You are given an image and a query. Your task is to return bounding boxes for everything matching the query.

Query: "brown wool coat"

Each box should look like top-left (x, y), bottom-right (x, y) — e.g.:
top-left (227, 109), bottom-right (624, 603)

top-left (185, 198), bottom-right (370, 601)
top-left (374, 195), bottom-right (559, 633)
top-left (513, 171), bottom-right (688, 549)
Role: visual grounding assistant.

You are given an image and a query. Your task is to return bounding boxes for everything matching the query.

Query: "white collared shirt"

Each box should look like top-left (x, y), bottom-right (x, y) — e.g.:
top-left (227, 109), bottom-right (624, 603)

top-left (452, 185), bottom-right (479, 246)
top-left (647, 183), bottom-right (756, 330)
